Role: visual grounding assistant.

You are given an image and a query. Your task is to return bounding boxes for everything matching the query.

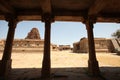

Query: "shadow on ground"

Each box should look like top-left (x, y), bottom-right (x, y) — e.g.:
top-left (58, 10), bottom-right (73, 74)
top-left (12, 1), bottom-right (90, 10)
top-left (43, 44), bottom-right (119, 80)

top-left (7, 67), bottom-right (120, 80)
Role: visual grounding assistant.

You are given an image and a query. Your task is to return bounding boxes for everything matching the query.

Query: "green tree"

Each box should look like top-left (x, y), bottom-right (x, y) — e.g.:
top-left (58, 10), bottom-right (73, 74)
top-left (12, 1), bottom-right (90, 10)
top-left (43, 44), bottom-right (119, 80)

top-left (112, 29), bottom-right (120, 38)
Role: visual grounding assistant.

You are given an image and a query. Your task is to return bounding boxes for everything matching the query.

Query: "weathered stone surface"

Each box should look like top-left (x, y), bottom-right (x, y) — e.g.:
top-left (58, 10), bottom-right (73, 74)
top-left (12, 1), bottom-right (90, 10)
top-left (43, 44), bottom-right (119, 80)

top-left (0, 39), bottom-right (58, 52)
top-left (73, 37), bottom-right (115, 53)
top-left (25, 28), bottom-right (41, 39)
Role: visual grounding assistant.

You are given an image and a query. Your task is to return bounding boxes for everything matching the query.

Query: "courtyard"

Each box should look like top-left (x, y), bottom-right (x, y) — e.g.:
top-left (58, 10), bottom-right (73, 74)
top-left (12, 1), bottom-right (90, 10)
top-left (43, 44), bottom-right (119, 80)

top-left (0, 50), bottom-right (120, 80)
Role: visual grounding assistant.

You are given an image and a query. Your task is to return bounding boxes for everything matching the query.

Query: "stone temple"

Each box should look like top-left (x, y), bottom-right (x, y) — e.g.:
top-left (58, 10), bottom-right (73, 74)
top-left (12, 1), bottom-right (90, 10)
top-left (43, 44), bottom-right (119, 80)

top-left (73, 37), bottom-right (120, 53)
top-left (0, 28), bottom-right (57, 52)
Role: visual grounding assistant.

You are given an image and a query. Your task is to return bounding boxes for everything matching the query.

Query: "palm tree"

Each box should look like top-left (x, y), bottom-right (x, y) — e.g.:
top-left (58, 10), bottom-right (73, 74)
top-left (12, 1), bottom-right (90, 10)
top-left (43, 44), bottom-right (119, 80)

top-left (112, 29), bottom-right (120, 38)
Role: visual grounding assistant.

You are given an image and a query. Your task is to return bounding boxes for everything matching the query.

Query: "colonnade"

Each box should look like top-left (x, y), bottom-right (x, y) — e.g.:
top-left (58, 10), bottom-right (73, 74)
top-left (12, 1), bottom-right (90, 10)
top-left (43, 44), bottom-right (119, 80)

top-left (0, 14), bottom-right (100, 79)
top-left (0, 15), bottom-right (18, 78)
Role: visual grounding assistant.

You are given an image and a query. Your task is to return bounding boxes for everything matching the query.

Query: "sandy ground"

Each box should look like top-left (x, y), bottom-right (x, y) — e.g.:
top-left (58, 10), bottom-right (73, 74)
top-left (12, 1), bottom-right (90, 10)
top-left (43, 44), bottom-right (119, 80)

top-left (0, 50), bottom-right (120, 80)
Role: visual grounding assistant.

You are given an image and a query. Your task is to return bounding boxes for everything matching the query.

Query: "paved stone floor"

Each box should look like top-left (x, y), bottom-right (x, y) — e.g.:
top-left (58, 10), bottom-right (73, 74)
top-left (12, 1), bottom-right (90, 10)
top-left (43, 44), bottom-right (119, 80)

top-left (7, 67), bottom-right (120, 80)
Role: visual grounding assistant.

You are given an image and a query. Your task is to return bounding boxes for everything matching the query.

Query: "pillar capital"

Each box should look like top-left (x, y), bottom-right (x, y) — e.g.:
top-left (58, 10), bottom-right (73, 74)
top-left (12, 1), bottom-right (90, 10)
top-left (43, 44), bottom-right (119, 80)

top-left (5, 15), bottom-right (18, 28)
top-left (41, 13), bottom-right (54, 22)
top-left (85, 19), bottom-right (94, 31)
top-left (83, 16), bottom-right (96, 31)
top-left (83, 15), bottom-right (96, 24)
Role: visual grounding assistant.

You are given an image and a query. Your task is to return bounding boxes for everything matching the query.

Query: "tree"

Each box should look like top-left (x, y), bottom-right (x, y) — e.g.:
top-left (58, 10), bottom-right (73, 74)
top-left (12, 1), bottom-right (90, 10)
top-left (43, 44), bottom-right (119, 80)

top-left (112, 29), bottom-right (120, 38)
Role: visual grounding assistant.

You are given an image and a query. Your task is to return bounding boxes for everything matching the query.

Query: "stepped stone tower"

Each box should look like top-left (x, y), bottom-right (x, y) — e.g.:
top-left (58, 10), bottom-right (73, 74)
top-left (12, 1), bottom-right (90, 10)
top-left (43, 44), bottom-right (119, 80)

top-left (25, 28), bottom-right (41, 39)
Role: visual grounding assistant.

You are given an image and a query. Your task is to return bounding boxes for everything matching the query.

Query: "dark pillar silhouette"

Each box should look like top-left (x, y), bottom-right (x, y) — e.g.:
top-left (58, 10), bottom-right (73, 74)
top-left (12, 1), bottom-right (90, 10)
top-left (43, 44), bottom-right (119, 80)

top-left (0, 15), bottom-right (18, 78)
top-left (85, 19), bottom-right (100, 76)
top-left (41, 14), bottom-right (53, 79)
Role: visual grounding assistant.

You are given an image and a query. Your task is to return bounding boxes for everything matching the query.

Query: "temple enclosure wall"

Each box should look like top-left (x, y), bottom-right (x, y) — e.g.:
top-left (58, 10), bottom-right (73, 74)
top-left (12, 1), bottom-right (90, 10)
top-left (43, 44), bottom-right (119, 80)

top-left (73, 38), bottom-right (120, 53)
top-left (0, 39), bottom-right (57, 52)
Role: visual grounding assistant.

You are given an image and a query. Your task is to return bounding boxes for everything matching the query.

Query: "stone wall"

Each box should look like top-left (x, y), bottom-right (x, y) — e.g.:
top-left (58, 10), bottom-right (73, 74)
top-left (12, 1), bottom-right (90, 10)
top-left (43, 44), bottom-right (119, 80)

top-left (13, 39), bottom-right (44, 48)
top-left (0, 40), bottom-right (5, 52)
top-left (73, 38), bottom-right (114, 53)
top-left (0, 39), bottom-right (44, 52)
top-left (73, 42), bottom-right (80, 53)
top-left (0, 39), bottom-right (58, 52)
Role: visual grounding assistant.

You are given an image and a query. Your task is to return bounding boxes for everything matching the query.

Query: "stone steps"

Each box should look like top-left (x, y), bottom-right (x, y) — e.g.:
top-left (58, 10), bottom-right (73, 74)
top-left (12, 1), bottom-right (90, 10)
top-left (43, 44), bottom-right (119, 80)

top-left (95, 49), bottom-right (109, 53)
top-left (111, 39), bottom-right (120, 53)
top-left (116, 39), bottom-right (120, 46)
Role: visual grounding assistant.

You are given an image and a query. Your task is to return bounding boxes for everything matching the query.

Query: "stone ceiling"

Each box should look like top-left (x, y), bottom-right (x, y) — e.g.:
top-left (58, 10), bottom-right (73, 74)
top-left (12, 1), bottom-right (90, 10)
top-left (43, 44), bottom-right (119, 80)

top-left (0, 0), bottom-right (120, 22)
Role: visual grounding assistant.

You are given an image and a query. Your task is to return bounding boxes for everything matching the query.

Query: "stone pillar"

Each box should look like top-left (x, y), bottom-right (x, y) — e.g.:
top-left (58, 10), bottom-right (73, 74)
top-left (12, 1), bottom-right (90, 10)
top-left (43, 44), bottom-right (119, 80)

top-left (41, 13), bottom-right (54, 79)
top-left (0, 15), bottom-right (18, 78)
top-left (85, 18), bottom-right (100, 76)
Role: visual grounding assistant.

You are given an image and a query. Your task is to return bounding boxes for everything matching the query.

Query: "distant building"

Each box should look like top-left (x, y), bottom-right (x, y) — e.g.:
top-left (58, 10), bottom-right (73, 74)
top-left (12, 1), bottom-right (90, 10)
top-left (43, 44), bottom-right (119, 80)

top-left (73, 37), bottom-right (120, 53)
top-left (59, 45), bottom-right (71, 51)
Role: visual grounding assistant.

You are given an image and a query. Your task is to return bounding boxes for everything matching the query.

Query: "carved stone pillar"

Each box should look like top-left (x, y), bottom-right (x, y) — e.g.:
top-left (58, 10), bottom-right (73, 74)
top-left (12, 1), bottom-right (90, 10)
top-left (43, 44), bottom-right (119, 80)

top-left (85, 18), bottom-right (100, 76)
top-left (41, 13), bottom-right (54, 79)
top-left (0, 15), bottom-right (18, 78)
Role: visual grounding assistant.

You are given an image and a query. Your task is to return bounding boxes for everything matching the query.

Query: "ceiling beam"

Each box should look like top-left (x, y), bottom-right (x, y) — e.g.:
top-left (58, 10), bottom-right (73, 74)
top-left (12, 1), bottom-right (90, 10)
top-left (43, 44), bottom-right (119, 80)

top-left (0, 0), bottom-right (14, 14)
top-left (88, 0), bottom-right (106, 16)
top-left (41, 0), bottom-right (51, 13)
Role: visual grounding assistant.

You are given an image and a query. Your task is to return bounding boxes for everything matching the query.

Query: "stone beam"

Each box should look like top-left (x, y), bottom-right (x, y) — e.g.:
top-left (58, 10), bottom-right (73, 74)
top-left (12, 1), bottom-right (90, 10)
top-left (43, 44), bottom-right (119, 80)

top-left (41, 0), bottom-right (51, 13)
top-left (88, 0), bottom-right (106, 16)
top-left (0, 0), bottom-right (14, 14)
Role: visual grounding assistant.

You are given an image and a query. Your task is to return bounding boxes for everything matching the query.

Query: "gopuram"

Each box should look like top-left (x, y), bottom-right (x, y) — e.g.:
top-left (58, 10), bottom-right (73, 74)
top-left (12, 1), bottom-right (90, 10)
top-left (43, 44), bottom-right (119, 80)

top-left (25, 28), bottom-right (41, 39)
top-left (0, 0), bottom-right (120, 79)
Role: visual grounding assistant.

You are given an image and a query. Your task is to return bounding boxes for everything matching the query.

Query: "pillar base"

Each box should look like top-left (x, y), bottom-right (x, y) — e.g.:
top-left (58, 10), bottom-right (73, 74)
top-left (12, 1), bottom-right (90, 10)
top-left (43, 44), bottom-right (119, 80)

top-left (88, 60), bottom-right (100, 76)
top-left (41, 72), bottom-right (51, 79)
top-left (0, 59), bottom-right (12, 78)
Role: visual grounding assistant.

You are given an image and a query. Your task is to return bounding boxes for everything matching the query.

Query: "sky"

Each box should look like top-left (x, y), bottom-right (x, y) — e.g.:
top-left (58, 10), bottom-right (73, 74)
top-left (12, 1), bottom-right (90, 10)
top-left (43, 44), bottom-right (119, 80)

top-left (0, 20), bottom-right (120, 47)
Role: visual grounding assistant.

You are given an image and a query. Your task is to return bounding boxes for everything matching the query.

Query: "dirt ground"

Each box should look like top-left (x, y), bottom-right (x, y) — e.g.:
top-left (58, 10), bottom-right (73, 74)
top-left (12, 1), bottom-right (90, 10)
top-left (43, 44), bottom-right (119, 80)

top-left (0, 50), bottom-right (120, 80)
